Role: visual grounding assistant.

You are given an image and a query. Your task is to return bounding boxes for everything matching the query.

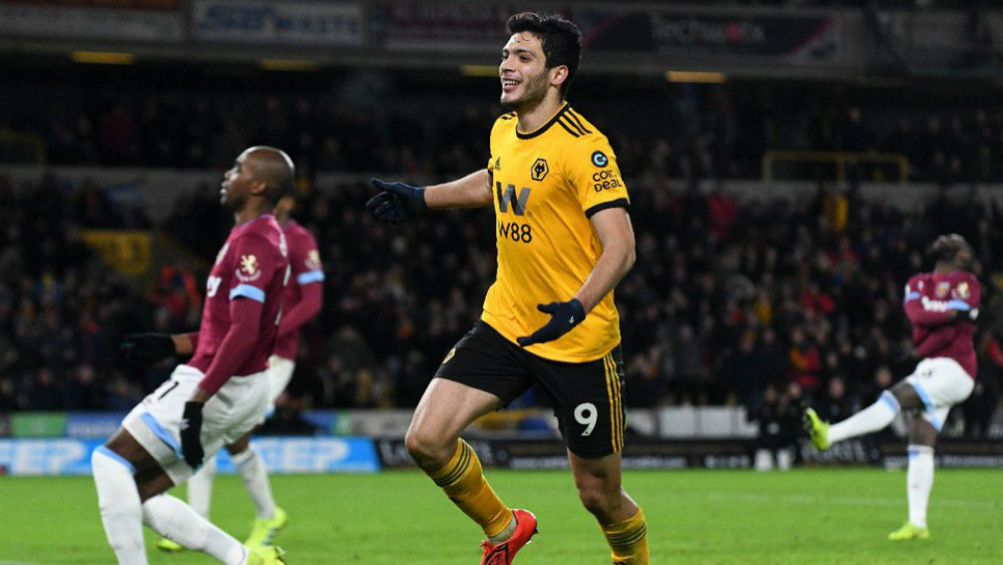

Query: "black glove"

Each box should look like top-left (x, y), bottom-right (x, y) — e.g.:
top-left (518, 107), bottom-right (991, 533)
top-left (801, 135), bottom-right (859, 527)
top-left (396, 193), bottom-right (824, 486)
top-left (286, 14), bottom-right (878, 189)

top-left (955, 307), bottom-right (979, 323)
top-left (180, 401), bottom-right (205, 468)
top-left (120, 333), bottom-right (176, 368)
top-left (366, 178), bottom-right (426, 224)
top-left (517, 299), bottom-right (587, 347)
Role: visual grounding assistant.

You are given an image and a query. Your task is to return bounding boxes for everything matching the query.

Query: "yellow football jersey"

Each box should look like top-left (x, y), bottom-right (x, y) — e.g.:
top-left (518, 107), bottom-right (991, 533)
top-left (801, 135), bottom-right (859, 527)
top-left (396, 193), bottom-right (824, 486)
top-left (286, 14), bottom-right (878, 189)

top-left (481, 103), bottom-right (630, 363)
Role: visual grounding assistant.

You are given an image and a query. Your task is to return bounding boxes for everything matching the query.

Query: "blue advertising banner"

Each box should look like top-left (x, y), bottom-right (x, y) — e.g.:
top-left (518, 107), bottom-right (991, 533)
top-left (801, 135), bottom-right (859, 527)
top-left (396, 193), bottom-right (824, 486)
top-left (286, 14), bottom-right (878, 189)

top-left (65, 412), bottom-right (128, 439)
top-left (193, 0), bottom-right (363, 46)
top-left (0, 437), bottom-right (380, 476)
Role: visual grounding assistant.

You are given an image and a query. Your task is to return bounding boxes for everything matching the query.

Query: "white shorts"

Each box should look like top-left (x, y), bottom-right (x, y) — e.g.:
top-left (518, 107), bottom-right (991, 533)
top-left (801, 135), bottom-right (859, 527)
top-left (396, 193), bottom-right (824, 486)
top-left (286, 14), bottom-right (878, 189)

top-left (904, 357), bottom-right (975, 431)
top-left (267, 355), bottom-right (296, 409)
top-left (122, 364), bottom-right (269, 484)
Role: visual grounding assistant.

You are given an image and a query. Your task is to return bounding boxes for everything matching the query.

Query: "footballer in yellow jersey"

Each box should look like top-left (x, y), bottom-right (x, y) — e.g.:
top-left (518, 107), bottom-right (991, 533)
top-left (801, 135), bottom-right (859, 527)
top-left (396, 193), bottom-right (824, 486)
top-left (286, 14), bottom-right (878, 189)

top-left (482, 103), bottom-right (628, 363)
top-left (366, 12), bottom-right (649, 565)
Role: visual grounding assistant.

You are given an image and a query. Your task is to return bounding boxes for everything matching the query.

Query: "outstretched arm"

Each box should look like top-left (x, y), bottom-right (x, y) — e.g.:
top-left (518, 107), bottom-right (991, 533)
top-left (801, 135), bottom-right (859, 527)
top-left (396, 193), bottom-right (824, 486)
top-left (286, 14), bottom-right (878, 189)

top-left (368, 170), bottom-right (492, 223)
top-left (120, 332), bottom-right (196, 367)
top-left (424, 169), bottom-right (493, 210)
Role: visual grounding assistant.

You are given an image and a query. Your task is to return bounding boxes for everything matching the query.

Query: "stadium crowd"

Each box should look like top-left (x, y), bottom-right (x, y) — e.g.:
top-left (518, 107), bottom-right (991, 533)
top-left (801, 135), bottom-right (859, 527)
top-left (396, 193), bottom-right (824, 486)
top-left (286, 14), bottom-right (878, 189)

top-left (2, 76), bottom-right (1002, 435)
top-left (0, 175), bottom-right (153, 412)
top-left (9, 80), bottom-right (1003, 185)
top-left (1, 170), bottom-right (1000, 436)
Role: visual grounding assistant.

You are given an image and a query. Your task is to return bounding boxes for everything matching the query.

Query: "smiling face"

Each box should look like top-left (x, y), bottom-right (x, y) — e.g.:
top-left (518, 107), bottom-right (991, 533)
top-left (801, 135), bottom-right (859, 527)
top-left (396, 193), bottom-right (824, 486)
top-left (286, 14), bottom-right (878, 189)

top-left (499, 31), bottom-right (560, 110)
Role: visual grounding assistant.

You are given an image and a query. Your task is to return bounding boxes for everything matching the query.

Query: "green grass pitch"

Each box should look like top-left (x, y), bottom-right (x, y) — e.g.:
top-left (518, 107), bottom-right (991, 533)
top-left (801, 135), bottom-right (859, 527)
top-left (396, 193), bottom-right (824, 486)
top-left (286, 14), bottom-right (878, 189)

top-left (0, 469), bottom-right (999, 564)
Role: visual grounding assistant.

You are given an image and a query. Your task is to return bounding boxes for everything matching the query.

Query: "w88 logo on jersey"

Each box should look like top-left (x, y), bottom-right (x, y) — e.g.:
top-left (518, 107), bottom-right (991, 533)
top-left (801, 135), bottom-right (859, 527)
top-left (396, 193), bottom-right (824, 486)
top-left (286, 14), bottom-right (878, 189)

top-left (498, 220), bottom-right (532, 243)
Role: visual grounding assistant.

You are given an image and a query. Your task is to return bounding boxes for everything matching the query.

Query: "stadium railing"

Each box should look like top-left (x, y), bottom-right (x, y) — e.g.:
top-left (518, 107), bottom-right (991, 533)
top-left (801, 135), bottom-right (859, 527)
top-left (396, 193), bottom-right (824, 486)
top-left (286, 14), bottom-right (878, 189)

top-left (762, 150), bottom-right (909, 183)
top-left (0, 131), bottom-right (47, 165)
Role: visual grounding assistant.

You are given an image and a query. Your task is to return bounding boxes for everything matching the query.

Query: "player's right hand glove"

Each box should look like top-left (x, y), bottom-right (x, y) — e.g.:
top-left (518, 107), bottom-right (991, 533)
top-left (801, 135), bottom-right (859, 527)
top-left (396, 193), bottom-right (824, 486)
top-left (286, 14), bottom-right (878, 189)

top-left (955, 307), bottom-right (979, 323)
top-left (517, 299), bottom-right (586, 347)
top-left (120, 333), bottom-right (176, 368)
top-left (180, 401), bottom-right (205, 468)
top-left (366, 178), bottom-right (426, 224)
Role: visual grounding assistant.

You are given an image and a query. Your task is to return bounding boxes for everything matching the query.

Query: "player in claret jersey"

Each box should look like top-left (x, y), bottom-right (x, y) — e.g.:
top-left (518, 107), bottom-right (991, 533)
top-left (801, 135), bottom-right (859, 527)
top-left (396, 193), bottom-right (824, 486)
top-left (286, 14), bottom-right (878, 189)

top-left (157, 192), bottom-right (325, 553)
top-left (805, 234), bottom-right (980, 541)
top-left (95, 146), bottom-right (293, 565)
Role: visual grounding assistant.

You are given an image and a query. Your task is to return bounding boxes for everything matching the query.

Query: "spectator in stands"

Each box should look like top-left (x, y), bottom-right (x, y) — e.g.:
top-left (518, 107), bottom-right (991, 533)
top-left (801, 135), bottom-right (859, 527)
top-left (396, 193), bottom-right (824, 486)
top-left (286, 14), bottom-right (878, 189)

top-left (817, 376), bottom-right (856, 424)
top-left (965, 334), bottom-right (1003, 437)
top-left (3, 82), bottom-right (1003, 427)
top-left (750, 382), bottom-right (802, 471)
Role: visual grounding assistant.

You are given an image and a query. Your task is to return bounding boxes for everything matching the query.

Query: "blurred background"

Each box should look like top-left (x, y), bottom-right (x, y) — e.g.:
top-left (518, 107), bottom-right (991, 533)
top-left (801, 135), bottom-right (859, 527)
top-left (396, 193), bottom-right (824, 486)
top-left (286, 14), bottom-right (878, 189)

top-left (1, 0), bottom-right (1002, 475)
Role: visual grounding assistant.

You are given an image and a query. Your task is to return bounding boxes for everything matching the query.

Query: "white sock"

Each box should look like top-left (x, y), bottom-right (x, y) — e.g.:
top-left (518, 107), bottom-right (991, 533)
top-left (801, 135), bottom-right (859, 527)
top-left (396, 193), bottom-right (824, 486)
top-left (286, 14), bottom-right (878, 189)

top-left (907, 445), bottom-right (935, 529)
top-left (232, 447), bottom-right (276, 520)
top-left (91, 446), bottom-right (148, 565)
top-left (187, 453), bottom-right (217, 519)
top-left (142, 494), bottom-right (249, 565)
top-left (829, 391), bottom-right (900, 444)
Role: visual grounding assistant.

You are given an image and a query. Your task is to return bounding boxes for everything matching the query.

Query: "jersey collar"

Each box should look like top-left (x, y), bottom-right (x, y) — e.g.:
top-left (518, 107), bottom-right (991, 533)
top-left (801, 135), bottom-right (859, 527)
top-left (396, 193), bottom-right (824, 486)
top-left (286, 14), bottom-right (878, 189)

top-left (515, 102), bottom-right (569, 140)
top-left (234, 212), bottom-right (275, 231)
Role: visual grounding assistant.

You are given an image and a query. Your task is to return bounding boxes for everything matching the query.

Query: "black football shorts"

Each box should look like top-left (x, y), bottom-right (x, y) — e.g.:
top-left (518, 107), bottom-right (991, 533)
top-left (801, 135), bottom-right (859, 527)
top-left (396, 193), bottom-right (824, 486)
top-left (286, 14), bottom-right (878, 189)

top-left (435, 321), bottom-right (626, 458)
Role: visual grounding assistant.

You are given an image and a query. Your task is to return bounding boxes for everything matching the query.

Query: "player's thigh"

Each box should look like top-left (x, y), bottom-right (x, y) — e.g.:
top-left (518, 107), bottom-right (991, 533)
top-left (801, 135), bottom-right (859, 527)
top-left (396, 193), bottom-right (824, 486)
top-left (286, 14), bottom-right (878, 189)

top-left (906, 413), bottom-right (938, 446)
top-left (409, 378), bottom-right (503, 445)
top-left (121, 365), bottom-right (205, 484)
top-left (104, 426), bottom-right (165, 476)
top-left (215, 370), bottom-right (271, 447)
top-left (135, 465), bottom-right (176, 502)
top-left (414, 322), bottom-right (533, 444)
top-left (226, 431), bottom-right (252, 455)
top-left (534, 346), bottom-right (625, 459)
top-left (101, 429), bottom-right (176, 501)
top-left (903, 357), bottom-right (975, 431)
top-left (266, 355), bottom-right (295, 406)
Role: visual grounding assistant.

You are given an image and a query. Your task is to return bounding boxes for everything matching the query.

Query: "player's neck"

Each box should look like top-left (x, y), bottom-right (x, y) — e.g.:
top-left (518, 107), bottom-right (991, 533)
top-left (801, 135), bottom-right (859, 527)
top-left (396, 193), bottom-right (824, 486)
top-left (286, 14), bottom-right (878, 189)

top-left (234, 203), bottom-right (272, 226)
top-left (933, 263), bottom-right (959, 275)
top-left (515, 95), bottom-right (565, 134)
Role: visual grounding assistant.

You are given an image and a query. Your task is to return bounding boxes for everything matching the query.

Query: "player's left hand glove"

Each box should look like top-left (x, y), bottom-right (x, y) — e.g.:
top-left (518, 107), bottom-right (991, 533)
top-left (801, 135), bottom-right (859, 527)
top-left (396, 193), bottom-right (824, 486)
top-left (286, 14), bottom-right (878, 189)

top-left (120, 333), bottom-right (176, 368)
top-left (956, 307), bottom-right (979, 323)
top-left (366, 178), bottom-right (427, 224)
top-left (180, 401), bottom-right (205, 468)
top-left (517, 299), bottom-right (586, 347)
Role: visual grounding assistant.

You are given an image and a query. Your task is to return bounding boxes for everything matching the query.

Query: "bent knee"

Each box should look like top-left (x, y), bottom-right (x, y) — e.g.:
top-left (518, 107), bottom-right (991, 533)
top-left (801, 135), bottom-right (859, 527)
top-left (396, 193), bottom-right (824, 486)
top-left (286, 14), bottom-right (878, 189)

top-left (226, 440), bottom-right (250, 456)
top-left (577, 484), bottom-right (620, 517)
top-left (404, 427), bottom-right (454, 467)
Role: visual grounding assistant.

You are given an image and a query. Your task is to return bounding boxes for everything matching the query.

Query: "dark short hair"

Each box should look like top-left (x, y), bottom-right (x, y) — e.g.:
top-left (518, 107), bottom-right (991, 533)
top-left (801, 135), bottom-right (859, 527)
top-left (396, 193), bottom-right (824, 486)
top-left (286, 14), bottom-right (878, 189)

top-left (506, 12), bottom-right (582, 98)
top-left (929, 233), bottom-right (973, 264)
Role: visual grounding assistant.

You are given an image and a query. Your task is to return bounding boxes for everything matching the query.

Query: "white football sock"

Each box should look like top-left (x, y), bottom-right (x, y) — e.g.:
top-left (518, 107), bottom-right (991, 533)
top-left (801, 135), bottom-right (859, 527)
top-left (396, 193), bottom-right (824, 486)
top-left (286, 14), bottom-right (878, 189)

top-left (232, 447), bottom-right (276, 520)
top-left (907, 445), bottom-right (935, 529)
top-left (829, 391), bottom-right (900, 444)
top-left (187, 453), bottom-right (217, 519)
top-left (142, 494), bottom-right (248, 564)
top-left (91, 446), bottom-right (148, 565)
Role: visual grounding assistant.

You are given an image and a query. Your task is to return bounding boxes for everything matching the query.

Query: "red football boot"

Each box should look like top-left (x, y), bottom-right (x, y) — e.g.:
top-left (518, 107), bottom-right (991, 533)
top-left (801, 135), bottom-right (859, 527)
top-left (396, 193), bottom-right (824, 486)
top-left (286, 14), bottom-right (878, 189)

top-left (480, 509), bottom-right (539, 565)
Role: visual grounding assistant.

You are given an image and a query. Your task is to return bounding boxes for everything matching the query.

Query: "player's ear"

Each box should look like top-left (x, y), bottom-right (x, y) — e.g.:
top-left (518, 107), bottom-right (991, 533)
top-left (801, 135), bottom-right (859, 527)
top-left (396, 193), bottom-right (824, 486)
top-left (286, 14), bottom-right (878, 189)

top-left (249, 179), bottom-right (269, 198)
top-left (549, 65), bottom-right (569, 89)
